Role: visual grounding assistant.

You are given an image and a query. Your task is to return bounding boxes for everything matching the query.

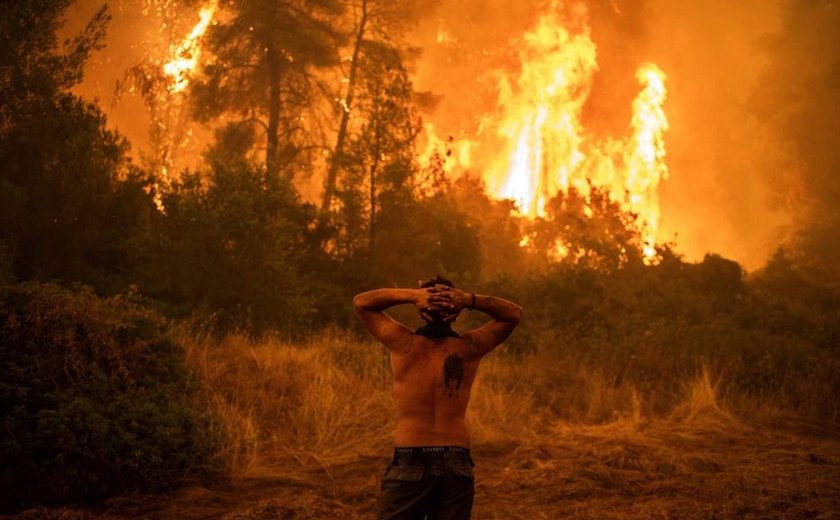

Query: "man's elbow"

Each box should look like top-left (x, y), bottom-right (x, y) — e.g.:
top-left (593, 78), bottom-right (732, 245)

top-left (511, 306), bottom-right (524, 324)
top-left (352, 294), bottom-right (363, 309)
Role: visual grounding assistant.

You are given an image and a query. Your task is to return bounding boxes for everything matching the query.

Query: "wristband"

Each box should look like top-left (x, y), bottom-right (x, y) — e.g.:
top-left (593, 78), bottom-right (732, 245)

top-left (468, 292), bottom-right (476, 310)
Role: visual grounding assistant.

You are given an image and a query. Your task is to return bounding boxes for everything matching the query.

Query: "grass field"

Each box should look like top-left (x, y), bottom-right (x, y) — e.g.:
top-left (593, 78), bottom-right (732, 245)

top-left (11, 330), bottom-right (840, 519)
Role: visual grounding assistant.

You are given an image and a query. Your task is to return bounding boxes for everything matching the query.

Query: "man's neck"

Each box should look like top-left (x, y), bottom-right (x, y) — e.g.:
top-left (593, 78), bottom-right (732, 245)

top-left (415, 321), bottom-right (460, 339)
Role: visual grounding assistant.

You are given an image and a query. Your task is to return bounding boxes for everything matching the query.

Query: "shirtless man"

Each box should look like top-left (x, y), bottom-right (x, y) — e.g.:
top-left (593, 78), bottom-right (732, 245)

top-left (353, 275), bottom-right (523, 519)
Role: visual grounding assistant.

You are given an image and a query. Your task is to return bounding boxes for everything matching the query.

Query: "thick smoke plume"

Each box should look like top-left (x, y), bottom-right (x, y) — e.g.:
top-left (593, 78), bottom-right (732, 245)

top-left (752, 0), bottom-right (840, 285)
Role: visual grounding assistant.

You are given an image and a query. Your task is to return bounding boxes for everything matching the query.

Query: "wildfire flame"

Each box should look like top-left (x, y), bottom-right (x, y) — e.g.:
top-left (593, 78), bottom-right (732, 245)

top-left (163, 0), bottom-right (218, 93)
top-left (491, 7), bottom-right (597, 218)
top-left (626, 63), bottom-right (669, 258)
top-left (425, 3), bottom-right (670, 262)
top-left (418, 123), bottom-right (475, 175)
top-left (160, 1), bottom-right (669, 261)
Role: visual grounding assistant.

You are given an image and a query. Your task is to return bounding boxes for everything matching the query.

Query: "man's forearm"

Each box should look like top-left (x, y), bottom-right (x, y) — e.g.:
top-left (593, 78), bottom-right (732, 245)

top-left (353, 288), bottom-right (417, 312)
top-left (472, 294), bottom-right (523, 323)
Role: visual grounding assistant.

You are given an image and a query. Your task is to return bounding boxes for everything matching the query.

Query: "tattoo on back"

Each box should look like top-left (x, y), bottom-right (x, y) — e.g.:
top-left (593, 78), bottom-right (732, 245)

top-left (443, 354), bottom-right (464, 396)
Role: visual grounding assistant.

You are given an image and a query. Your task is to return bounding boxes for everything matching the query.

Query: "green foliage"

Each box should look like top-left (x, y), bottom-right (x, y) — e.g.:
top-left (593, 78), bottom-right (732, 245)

top-left (749, 248), bottom-right (840, 352)
top-left (0, 283), bottom-right (223, 513)
top-left (191, 0), bottom-right (343, 176)
top-left (373, 191), bottom-right (482, 287)
top-left (481, 252), bottom-right (840, 419)
top-left (0, 0), bottom-right (156, 294)
top-left (131, 160), bottom-right (317, 337)
top-left (0, 0), bottom-right (108, 104)
top-left (0, 93), bottom-right (156, 292)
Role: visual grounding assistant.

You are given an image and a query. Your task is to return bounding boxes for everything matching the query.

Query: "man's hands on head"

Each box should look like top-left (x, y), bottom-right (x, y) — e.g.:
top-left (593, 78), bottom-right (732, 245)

top-left (415, 284), bottom-right (472, 323)
top-left (414, 285), bottom-right (457, 322)
top-left (440, 286), bottom-right (473, 322)
top-left (353, 284), bottom-right (521, 356)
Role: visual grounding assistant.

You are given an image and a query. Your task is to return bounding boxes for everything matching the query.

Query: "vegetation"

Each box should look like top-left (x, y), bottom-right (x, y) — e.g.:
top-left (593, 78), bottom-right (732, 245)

top-left (185, 312), bottom-right (839, 474)
top-left (0, 283), bottom-right (223, 513)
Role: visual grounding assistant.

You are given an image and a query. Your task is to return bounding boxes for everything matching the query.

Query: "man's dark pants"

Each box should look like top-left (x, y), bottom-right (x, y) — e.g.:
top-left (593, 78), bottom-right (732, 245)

top-left (377, 447), bottom-right (475, 520)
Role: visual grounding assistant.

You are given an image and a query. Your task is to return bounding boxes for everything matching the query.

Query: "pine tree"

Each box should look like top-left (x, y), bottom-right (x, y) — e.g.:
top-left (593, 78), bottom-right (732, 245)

top-left (191, 0), bottom-right (344, 178)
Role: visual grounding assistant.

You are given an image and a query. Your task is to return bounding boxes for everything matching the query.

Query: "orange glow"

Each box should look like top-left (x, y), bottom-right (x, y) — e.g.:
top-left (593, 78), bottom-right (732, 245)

top-left (418, 123), bottom-right (476, 175)
top-left (163, 0), bottom-right (218, 93)
top-left (436, 20), bottom-right (455, 44)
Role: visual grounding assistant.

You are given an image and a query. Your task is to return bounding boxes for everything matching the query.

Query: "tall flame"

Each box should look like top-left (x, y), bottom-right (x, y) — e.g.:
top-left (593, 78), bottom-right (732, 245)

top-left (427, 3), bottom-right (670, 262)
top-left (626, 63), bottom-right (669, 258)
top-left (491, 7), bottom-right (597, 217)
top-left (163, 0), bottom-right (218, 93)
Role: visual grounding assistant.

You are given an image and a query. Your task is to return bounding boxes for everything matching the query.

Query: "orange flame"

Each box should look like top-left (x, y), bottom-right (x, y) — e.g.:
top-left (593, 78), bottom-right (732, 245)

top-left (425, 3), bottom-right (670, 262)
top-left (418, 123), bottom-right (476, 175)
top-left (491, 6), bottom-right (597, 218)
top-left (163, 0), bottom-right (218, 93)
top-left (626, 63), bottom-right (669, 259)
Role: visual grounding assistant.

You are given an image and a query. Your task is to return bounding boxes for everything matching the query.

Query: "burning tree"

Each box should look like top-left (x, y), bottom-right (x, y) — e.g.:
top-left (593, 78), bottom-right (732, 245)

top-left (191, 0), bottom-right (344, 178)
top-left (114, 0), bottom-right (219, 194)
top-left (312, 0), bottom-right (444, 272)
top-left (326, 8), bottom-right (429, 257)
top-left (105, 0), bottom-right (672, 277)
top-left (420, 2), bottom-right (670, 264)
top-left (319, 0), bottom-right (432, 218)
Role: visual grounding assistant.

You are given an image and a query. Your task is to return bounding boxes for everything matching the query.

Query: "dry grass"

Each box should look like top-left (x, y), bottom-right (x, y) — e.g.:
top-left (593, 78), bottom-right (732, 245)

top-left (181, 330), bottom-right (837, 470)
top-left (184, 329), bottom-right (674, 471)
top-left (183, 328), bottom-right (397, 470)
top-left (23, 330), bottom-right (838, 519)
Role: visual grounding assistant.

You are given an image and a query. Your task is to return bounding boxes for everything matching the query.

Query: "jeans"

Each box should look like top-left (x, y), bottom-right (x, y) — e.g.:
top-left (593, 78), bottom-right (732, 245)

top-left (377, 447), bottom-right (475, 520)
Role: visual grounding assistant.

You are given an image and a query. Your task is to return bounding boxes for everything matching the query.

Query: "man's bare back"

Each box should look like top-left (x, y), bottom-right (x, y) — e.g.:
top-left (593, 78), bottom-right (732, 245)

top-left (354, 276), bottom-right (522, 519)
top-left (354, 280), bottom-right (522, 445)
top-left (390, 334), bottom-right (479, 447)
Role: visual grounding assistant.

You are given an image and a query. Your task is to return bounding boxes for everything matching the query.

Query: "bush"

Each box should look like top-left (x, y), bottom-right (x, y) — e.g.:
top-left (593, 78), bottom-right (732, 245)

top-left (0, 283), bottom-right (223, 513)
top-left (479, 255), bottom-right (840, 420)
top-left (131, 164), bottom-right (317, 338)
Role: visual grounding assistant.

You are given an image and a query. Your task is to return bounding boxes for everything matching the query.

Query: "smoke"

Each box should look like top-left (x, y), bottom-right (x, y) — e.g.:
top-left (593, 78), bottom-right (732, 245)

top-left (642, 0), bottom-right (788, 269)
top-left (646, 0), bottom-right (840, 276)
top-left (751, 0), bottom-right (840, 284)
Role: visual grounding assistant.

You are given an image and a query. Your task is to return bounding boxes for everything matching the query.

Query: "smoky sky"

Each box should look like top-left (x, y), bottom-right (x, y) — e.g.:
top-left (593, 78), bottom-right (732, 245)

top-left (67, 0), bottom-right (840, 271)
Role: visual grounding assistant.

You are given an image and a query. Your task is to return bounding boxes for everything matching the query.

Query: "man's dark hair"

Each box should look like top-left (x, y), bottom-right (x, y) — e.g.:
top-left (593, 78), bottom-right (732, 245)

top-left (420, 274), bottom-right (455, 289)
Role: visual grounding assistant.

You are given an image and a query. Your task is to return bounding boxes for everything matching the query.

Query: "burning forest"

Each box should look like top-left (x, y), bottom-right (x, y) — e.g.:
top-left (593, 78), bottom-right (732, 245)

top-left (1, 0), bottom-right (839, 517)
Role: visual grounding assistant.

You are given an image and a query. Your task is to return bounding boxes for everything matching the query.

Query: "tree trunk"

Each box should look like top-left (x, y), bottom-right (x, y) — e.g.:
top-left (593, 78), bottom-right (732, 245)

top-left (266, 45), bottom-right (281, 177)
top-left (368, 89), bottom-right (382, 257)
top-left (368, 149), bottom-right (379, 257)
top-left (319, 0), bottom-right (368, 219)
